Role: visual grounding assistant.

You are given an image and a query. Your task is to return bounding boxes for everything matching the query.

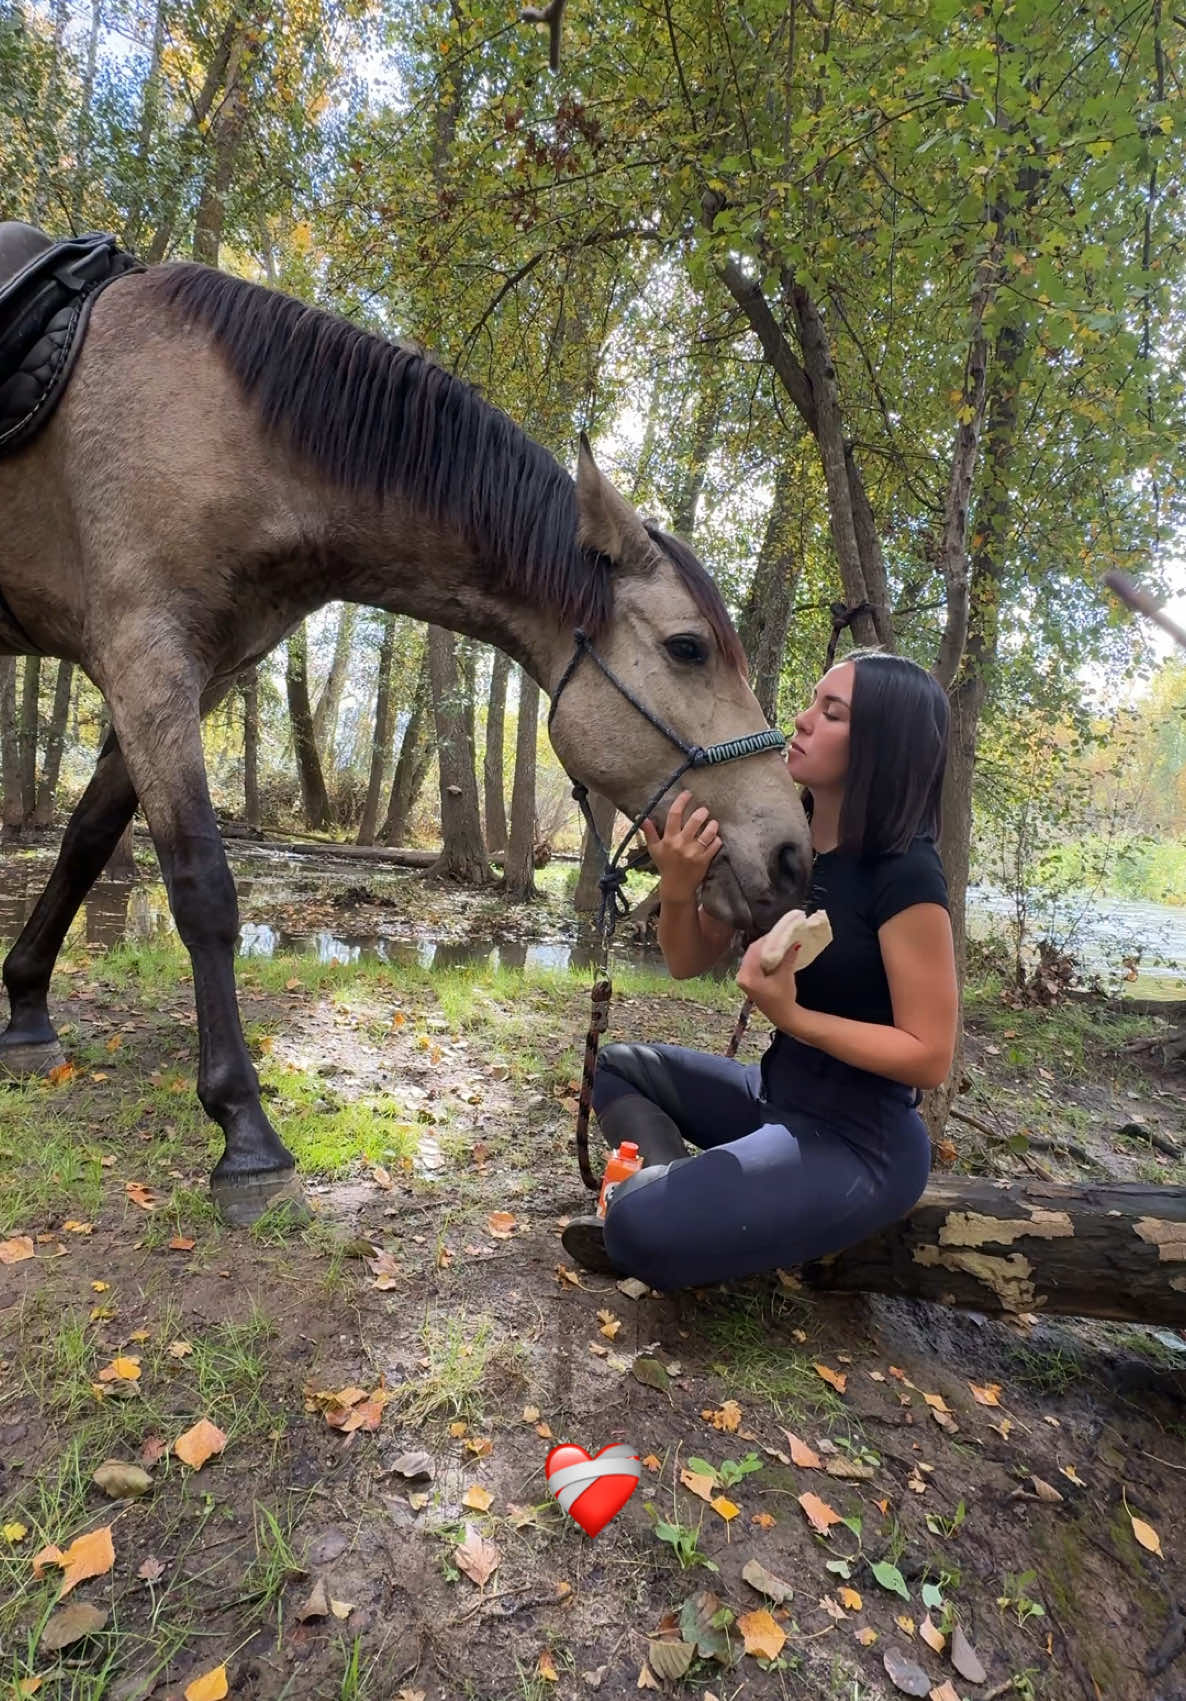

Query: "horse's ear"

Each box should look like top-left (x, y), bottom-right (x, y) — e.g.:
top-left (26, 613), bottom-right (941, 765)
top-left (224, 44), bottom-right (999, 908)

top-left (575, 436), bottom-right (654, 573)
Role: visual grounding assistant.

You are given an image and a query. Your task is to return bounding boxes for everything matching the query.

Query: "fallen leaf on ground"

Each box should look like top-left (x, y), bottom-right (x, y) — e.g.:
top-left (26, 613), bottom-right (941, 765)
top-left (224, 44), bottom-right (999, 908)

top-left (919, 1615), bottom-right (945, 1653)
top-left (968, 1381), bottom-right (1001, 1405)
top-left (950, 1623), bottom-right (986, 1683)
top-left (642, 1454), bottom-right (662, 1472)
top-left (462, 1484), bottom-right (493, 1512)
top-left (741, 1557), bottom-right (794, 1605)
top-left (39, 1600), bottom-right (107, 1652)
top-left (820, 1594), bottom-right (848, 1621)
top-left (168, 1340), bottom-right (193, 1359)
top-left (298, 1579), bottom-right (330, 1621)
top-left (138, 1555), bottom-right (165, 1582)
top-left (814, 1363), bottom-right (847, 1393)
top-left (168, 1237), bottom-right (196, 1252)
top-left (798, 1492), bottom-right (842, 1536)
top-left (454, 1523), bottom-right (500, 1587)
top-left (1031, 1475), bottom-right (1063, 1502)
top-left (141, 1436), bottom-right (168, 1466)
top-left (92, 1461), bottom-right (152, 1499)
top-left (1060, 1464), bottom-right (1086, 1487)
top-left (922, 1392), bottom-right (951, 1412)
top-left (700, 1400), bottom-right (742, 1432)
top-left (98, 1356), bottom-right (141, 1383)
top-left (596, 1309), bottom-right (622, 1339)
top-left (124, 1182), bottom-right (156, 1210)
top-left (855, 1626), bottom-right (878, 1646)
top-left (389, 1451), bottom-right (434, 1480)
top-left (679, 1468), bottom-right (715, 1503)
top-left (784, 1430), bottom-right (822, 1468)
top-left (174, 1419), bottom-right (227, 1469)
top-left (751, 1511), bottom-right (776, 1529)
top-left (930, 1683), bottom-right (961, 1701)
top-left (184, 1664), bottom-right (228, 1701)
top-left (738, 1607), bottom-right (785, 1660)
top-left (895, 1614), bottom-right (915, 1637)
top-left (536, 1650), bottom-right (559, 1682)
top-left (0, 1237), bottom-right (35, 1264)
top-left (1131, 1512), bottom-right (1164, 1556)
top-left (826, 1456), bottom-right (876, 1480)
top-left (486, 1211), bottom-right (516, 1238)
top-left (3, 1522), bottom-right (28, 1542)
top-left (711, 1495), bottom-right (740, 1521)
top-left (839, 1586), bottom-right (863, 1611)
top-left (882, 1645), bottom-right (931, 1696)
top-left (49, 1526), bottom-right (116, 1596)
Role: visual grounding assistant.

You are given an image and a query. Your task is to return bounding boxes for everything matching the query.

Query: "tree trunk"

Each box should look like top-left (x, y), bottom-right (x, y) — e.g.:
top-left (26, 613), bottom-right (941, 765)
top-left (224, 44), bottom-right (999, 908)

top-left (484, 648), bottom-right (510, 854)
top-left (0, 658), bottom-right (22, 837)
top-left (71, 0), bottom-right (102, 225)
top-left (670, 385), bottom-right (721, 537)
top-left (381, 643), bottom-right (433, 845)
top-left (145, 4), bottom-right (247, 264)
top-left (240, 665), bottom-right (260, 829)
top-left (286, 623), bottom-right (333, 831)
top-left (32, 0), bottom-right (69, 225)
top-left (312, 603), bottom-right (358, 758)
top-left (357, 614), bottom-right (397, 845)
top-left (737, 454), bottom-right (801, 724)
top-left (425, 625), bottom-right (490, 883)
top-left (574, 790), bottom-right (617, 913)
top-left (32, 660), bottom-right (73, 826)
top-left (502, 667), bottom-right (540, 900)
top-left (800, 1174), bottom-right (1186, 1327)
top-left (191, 57), bottom-right (247, 267)
top-left (18, 656), bottom-right (40, 821)
top-left (923, 313), bottom-right (1029, 1141)
top-left (124, 0), bottom-right (167, 251)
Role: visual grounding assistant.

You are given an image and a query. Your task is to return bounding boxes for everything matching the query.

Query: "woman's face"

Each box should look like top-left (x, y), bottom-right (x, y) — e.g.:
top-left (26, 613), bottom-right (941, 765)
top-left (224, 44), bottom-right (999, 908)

top-left (786, 662), bottom-right (854, 792)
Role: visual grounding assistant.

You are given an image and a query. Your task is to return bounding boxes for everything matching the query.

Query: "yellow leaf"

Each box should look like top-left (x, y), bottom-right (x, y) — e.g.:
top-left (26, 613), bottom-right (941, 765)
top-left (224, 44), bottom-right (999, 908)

top-left (522, 1406), bottom-right (541, 1423)
top-left (641, 1454), bottom-right (662, 1472)
top-left (0, 1236), bottom-right (34, 1264)
top-left (814, 1363), bottom-right (847, 1393)
top-left (4, 1521), bottom-right (28, 1542)
top-left (449, 1420), bottom-right (468, 1437)
top-left (1131, 1513), bottom-right (1163, 1557)
top-left (536, 1650), bottom-right (559, 1683)
top-left (596, 1309), bottom-right (622, 1339)
top-left (700, 1400), bottom-right (742, 1431)
top-left (169, 1340), bottom-right (193, 1359)
top-left (838, 1586), bottom-right (862, 1611)
top-left (895, 1614), bottom-right (915, 1636)
top-left (922, 1392), bottom-right (950, 1413)
top-left (54, 1526), bottom-right (116, 1596)
top-left (91, 1281), bottom-right (110, 1292)
top-left (1061, 1464), bottom-right (1086, 1487)
top-left (968, 1381), bottom-right (1001, 1405)
top-left (679, 1468), bottom-right (715, 1503)
top-left (16, 1677), bottom-right (42, 1696)
top-left (784, 1430), bottom-right (822, 1468)
top-left (798, 1491), bottom-right (842, 1535)
top-left (174, 1419), bottom-right (227, 1470)
top-left (462, 1485), bottom-right (493, 1512)
top-left (711, 1495), bottom-right (740, 1521)
top-left (751, 1511), bottom-right (776, 1529)
top-left (98, 1356), bottom-right (141, 1382)
top-left (184, 1664), bottom-right (229, 1701)
top-left (738, 1607), bottom-right (785, 1660)
top-left (486, 1211), bottom-right (516, 1239)
top-left (854, 1626), bottom-right (878, 1646)
top-left (920, 1613), bottom-right (946, 1653)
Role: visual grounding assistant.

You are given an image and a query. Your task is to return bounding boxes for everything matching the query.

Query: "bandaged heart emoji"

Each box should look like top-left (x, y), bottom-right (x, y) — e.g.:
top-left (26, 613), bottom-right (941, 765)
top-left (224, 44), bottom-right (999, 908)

top-left (545, 1442), bottom-right (641, 1537)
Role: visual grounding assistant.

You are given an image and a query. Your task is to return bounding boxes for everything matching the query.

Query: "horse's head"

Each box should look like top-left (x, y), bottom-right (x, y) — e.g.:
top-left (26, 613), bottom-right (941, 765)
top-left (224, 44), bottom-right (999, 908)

top-left (547, 444), bottom-right (812, 934)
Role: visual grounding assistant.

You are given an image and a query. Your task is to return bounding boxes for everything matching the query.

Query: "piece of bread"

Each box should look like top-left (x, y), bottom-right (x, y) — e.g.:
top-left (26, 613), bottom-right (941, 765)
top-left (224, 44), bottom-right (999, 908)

top-left (757, 908), bottom-right (833, 974)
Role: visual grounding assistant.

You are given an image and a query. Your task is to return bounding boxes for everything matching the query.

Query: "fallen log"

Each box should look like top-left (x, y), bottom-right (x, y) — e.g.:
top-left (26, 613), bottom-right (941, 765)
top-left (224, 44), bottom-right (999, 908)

top-left (800, 1175), bottom-right (1186, 1325)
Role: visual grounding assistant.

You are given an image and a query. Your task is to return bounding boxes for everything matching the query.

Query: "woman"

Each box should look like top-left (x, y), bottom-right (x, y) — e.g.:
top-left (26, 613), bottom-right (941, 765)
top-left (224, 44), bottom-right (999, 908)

top-left (561, 650), bottom-right (958, 1287)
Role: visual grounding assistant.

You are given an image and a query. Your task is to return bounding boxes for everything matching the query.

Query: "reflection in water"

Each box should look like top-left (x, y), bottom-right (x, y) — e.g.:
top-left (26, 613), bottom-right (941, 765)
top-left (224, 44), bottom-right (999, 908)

top-left (236, 921), bottom-right (627, 975)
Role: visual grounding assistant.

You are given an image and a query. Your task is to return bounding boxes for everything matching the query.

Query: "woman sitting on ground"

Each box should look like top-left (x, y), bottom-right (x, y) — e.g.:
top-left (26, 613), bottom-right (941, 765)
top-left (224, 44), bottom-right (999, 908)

top-left (562, 650), bottom-right (958, 1287)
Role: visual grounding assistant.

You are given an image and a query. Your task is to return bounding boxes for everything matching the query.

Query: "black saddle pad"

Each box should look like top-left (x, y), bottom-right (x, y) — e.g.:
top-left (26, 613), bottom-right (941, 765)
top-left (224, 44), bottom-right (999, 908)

top-left (0, 230), bottom-right (143, 457)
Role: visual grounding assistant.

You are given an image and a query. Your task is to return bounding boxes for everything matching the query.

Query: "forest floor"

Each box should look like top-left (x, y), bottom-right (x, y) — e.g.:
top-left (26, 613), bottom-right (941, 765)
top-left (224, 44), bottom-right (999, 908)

top-left (1, 845), bottom-right (1185, 1701)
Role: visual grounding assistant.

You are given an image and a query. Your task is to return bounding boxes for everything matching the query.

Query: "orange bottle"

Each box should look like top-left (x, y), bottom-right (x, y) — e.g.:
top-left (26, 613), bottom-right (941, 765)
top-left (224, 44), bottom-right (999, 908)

top-left (598, 1140), bottom-right (642, 1217)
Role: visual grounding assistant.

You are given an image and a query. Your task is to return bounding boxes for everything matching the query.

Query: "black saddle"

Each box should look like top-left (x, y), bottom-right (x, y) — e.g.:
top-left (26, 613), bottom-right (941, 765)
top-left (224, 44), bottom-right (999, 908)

top-left (0, 224), bottom-right (143, 457)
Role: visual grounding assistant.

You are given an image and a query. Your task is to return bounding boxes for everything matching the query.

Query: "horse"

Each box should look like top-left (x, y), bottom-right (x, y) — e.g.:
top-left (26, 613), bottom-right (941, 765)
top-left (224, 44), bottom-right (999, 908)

top-left (0, 224), bottom-right (811, 1223)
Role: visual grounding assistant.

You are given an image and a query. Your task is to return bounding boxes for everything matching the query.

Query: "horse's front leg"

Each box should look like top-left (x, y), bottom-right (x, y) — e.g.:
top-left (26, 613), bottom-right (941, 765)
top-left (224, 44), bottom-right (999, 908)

top-left (104, 660), bottom-right (302, 1225)
top-left (1, 730), bottom-right (137, 1075)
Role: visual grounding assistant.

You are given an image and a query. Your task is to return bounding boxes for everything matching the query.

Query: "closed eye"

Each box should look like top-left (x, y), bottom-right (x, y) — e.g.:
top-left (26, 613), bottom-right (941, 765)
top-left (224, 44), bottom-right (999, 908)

top-left (664, 634), bottom-right (709, 664)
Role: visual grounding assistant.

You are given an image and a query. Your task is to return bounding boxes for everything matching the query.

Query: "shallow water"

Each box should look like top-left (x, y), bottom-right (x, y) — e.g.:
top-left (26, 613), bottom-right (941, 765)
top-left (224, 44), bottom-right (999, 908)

top-left (0, 848), bottom-right (1183, 993)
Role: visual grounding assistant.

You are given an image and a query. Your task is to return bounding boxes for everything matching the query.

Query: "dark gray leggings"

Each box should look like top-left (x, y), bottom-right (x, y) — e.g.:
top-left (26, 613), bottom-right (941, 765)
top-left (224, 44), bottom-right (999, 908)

top-left (592, 1038), bottom-right (931, 1291)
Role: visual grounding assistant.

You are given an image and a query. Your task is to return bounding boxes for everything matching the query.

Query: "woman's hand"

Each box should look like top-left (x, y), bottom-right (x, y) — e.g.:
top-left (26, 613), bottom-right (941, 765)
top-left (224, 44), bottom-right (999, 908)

top-left (736, 935), bottom-right (801, 1031)
top-left (641, 790), bottom-right (721, 903)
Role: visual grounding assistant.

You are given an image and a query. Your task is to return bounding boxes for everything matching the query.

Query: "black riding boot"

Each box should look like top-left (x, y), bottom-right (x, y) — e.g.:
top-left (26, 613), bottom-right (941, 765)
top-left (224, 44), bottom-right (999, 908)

top-left (562, 1156), bottom-right (691, 1277)
top-left (596, 1092), bottom-right (688, 1165)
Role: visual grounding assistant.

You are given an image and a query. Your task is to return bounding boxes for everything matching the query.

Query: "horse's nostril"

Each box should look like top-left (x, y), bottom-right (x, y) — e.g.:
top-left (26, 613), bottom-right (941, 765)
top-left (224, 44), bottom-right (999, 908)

top-left (777, 842), bottom-right (810, 895)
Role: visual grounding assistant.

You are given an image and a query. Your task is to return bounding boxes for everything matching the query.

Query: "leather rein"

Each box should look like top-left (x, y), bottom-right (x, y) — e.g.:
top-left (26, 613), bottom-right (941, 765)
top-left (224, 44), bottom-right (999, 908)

top-left (547, 627), bottom-right (786, 1189)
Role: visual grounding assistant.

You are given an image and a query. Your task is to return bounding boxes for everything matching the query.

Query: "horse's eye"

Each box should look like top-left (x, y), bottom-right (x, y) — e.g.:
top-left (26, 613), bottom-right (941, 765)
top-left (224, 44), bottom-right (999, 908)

top-left (665, 634), bottom-right (708, 665)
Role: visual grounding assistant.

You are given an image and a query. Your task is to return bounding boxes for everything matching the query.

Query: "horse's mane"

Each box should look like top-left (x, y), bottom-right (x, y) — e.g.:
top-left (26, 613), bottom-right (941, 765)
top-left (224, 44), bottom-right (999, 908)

top-left (152, 263), bottom-right (744, 663)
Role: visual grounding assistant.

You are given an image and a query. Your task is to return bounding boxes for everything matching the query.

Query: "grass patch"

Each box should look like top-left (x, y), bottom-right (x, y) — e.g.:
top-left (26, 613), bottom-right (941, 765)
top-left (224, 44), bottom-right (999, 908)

top-left (699, 1289), bottom-right (850, 1430)
top-left (390, 1312), bottom-right (523, 1429)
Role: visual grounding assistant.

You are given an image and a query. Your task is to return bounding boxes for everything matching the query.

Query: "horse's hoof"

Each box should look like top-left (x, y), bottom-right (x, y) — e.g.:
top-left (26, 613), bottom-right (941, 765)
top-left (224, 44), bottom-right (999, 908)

top-left (0, 1037), bottom-right (67, 1080)
top-left (210, 1168), bottom-right (310, 1228)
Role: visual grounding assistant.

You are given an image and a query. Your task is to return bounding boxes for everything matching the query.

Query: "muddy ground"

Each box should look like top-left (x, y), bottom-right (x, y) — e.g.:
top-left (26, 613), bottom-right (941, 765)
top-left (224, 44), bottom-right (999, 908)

top-left (1, 847), bottom-right (1185, 1701)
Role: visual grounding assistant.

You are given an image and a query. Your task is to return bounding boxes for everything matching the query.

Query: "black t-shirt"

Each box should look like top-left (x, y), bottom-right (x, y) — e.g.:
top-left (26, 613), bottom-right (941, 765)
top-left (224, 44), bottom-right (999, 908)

top-left (790, 835), bottom-right (950, 1028)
